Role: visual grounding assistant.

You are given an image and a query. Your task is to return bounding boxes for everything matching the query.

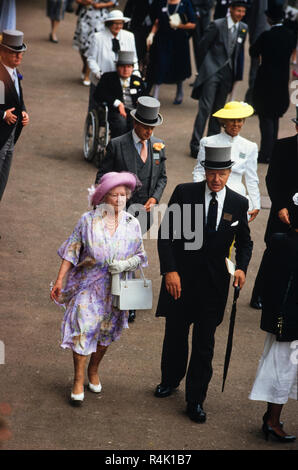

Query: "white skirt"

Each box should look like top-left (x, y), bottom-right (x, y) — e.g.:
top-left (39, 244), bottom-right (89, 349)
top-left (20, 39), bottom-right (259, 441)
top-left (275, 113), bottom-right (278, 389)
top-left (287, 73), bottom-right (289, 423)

top-left (249, 333), bottom-right (298, 404)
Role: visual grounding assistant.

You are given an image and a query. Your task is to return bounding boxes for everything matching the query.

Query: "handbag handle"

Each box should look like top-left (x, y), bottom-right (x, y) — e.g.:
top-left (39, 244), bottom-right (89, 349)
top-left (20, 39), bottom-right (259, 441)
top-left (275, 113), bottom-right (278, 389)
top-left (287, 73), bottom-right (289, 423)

top-left (124, 265), bottom-right (149, 288)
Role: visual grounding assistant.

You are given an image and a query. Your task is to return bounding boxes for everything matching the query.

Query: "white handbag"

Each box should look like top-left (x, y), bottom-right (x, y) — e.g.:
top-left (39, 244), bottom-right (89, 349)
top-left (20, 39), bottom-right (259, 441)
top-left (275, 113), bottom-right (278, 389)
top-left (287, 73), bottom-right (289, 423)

top-left (119, 266), bottom-right (153, 310)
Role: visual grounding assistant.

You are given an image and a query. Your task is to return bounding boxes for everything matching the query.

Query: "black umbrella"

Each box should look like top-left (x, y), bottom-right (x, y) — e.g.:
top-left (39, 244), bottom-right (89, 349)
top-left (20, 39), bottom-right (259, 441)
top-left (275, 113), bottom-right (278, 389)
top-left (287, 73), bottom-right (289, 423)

top-left (222, 285), bottom-right (241, 392)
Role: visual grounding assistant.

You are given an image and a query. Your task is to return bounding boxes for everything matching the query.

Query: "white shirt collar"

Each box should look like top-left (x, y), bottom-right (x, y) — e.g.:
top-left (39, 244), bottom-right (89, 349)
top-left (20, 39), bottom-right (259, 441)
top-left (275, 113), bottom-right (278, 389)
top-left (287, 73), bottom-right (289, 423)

top-left (205, 184), bottom-right (226, 201)
top-left (227, 15), bottom-right (239, 30)
top-left (223, 131), bottom-right (240, 142)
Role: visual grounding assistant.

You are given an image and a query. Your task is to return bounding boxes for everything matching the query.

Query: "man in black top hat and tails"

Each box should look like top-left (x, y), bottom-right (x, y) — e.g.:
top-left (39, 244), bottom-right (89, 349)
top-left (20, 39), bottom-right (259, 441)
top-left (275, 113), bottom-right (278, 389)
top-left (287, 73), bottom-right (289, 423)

top-left (250, 106), bottom-right (298, 309)
top-left (0, 30), bottom-right (29, 202)
top-left (95, 96), bottom-right (167, 322)
top-left (154, 145), bottom-right (253, 423)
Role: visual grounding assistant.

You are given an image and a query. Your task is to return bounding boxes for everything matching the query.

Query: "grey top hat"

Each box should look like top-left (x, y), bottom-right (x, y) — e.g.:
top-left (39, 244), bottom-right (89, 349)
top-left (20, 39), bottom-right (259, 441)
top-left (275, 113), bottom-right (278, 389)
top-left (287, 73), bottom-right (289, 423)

top-left (130, 96), bottom-right (163, 126)
top-left (1, 30), bottom-right (27, 52)
top-left (291, 105), bottom-right (298, 125)
top-left (201, 145), bottom-right (234, 169)
top-left (116, 51), bottom-right (135, 65)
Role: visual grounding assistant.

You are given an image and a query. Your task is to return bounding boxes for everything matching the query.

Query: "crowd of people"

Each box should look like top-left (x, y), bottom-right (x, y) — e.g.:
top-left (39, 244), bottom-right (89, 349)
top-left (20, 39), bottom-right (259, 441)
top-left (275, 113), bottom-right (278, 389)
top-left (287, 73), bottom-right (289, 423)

top-left (0, 0), bottom-right (298, 445)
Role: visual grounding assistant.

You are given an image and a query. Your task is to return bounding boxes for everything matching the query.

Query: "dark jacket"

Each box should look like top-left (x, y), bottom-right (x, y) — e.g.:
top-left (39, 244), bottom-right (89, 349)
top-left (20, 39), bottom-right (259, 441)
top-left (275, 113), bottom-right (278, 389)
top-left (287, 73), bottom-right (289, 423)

top-left (95, 130), bottom-right (167, 204)
top-left (191, 17), bottom-right (248, 99)
top-left (0, 63), bottom-right (26, 150)
top-left (93, 72), bottom-right (145, 110)
top-left (124, 0), bottom-right (156, 30)
top-left (261, 231), bottom-right (298, 341)
top-left (264, 134), bottom-right (298, 243)
top-left (250, 25), bottom-right (296, 117)
top-left (156, 181), bottom-right (253, 324)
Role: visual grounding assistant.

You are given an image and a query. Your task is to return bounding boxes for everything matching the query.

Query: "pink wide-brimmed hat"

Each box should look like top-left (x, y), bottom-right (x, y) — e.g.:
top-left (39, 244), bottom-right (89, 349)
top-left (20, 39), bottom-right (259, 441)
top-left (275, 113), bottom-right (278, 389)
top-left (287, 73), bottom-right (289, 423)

top-left (91, 172), bottom-right (140, 207)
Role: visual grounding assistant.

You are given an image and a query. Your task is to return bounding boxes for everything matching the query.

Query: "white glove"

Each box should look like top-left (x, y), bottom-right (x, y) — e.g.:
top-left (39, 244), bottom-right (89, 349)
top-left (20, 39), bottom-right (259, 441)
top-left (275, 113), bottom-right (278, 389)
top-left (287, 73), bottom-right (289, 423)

top-left (108, 256), bottom-right (140, 274)
top-left (146, 32), bottom-right (155, 48)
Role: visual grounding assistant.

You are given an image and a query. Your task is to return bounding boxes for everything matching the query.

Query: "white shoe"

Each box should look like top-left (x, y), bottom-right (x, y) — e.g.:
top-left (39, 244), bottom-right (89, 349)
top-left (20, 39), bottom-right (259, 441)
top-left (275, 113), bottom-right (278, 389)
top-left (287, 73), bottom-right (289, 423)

top-left (70, 391), bottom-right (84, 406)
top-left (88, 382), bottom-right (102, 393)
top-left (82, 79), bottom-right (91, 86)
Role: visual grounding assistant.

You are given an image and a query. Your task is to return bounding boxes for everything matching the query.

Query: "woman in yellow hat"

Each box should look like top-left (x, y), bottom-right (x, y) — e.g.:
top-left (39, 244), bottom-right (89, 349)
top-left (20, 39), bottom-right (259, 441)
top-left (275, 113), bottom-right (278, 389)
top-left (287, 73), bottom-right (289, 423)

top-left (193, 101), bottom-right (260, 222)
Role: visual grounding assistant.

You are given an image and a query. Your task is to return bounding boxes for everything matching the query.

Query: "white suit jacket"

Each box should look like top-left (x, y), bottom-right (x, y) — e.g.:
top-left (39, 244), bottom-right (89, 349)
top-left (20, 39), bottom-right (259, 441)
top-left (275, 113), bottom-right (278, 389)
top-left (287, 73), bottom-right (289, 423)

top-left (87, 27), bottom-right (139, 85)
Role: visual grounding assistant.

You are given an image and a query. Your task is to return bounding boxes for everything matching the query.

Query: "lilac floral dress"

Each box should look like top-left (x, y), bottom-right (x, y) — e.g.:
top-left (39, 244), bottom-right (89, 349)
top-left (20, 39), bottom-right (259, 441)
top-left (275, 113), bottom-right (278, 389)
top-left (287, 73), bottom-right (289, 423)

top-left (56, 206), bottom-right (147, 355)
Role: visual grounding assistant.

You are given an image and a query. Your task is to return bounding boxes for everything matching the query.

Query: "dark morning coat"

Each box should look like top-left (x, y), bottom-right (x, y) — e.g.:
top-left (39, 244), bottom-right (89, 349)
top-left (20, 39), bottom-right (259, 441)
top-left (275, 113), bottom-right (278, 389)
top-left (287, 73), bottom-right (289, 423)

top-left (95, 130), bottom-right (167, 203)
top-left (264, 134), bottom-right (298, 243)
top-left (156, 181), bottom-right (253, 324)
top-left (191, 17), bottom-right (248, 100)
top-left (261, 231), bottom-right (298, 341)
top-left (250, 25), bottom-right (296, 117)
top-left (0, 62), bottom-right (26, 150)
top-left (93, 72), bottom-right (145, 110)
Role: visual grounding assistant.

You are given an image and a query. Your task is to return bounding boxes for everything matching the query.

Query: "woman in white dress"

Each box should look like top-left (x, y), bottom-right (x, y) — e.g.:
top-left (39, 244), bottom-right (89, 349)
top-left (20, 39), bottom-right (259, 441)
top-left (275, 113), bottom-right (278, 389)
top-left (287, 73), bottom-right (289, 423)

top-left (193, 101), bottom-right (260, 222)
top-left (249, 198), bottom-right (298, 442)
top-left (73, 0), bottom-right (118, 85)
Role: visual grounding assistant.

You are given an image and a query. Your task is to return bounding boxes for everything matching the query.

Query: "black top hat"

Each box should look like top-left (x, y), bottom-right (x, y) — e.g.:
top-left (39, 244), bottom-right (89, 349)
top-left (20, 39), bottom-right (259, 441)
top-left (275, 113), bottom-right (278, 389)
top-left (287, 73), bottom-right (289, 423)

top-left (230, 1), bottom-right (249, 8)
top-left (201, 145), bottom-right (234, 170)
top-left (130, 96), bottom-right (163, 126)
top-left (265, 0), bottom-right (285, 20)
top-left (291, 105), bottom-right (298, 125)
top-left (1, 30), bottom-right (27, 52)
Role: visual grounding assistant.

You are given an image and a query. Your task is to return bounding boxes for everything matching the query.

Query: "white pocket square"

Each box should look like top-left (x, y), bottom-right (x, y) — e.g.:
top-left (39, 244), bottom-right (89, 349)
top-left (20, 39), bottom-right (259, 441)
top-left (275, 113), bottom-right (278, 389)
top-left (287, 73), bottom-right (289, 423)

top-left (231, 221), bottom-right (239, 227)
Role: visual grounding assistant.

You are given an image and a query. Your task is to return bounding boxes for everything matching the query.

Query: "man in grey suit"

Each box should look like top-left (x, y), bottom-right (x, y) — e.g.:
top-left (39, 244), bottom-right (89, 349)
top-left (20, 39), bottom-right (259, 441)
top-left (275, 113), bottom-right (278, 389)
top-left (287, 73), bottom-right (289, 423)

top-left (95, 96), bottom-right (167, 321)
top-left (189, 1), bottom-right (248, 158)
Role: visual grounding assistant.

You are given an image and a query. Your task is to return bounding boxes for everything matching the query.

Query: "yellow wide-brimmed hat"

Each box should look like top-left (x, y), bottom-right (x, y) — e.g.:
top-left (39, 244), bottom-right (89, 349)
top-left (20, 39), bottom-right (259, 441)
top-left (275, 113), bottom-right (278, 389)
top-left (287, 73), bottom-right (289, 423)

top-left (213, 101), bottom-right (254, 119)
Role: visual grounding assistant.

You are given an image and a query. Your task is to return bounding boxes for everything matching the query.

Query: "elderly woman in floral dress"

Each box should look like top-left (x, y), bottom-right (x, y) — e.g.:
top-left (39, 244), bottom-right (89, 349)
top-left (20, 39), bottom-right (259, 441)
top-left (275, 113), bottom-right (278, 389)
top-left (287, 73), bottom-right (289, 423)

top-left (51, 172), bottom-right (147, 406)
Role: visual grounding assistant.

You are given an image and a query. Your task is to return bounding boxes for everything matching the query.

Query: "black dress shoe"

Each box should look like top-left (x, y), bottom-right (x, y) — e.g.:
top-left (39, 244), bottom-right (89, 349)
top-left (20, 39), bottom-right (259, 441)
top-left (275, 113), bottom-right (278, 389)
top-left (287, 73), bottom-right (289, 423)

top-left (128, 310), bottom-right (136, 322)
top-left (250, 295), bottom-right (263, 309)
top-left (186, 403), bottom-right (206, 423)
top-left (154, 383), bottom-right (177, 398)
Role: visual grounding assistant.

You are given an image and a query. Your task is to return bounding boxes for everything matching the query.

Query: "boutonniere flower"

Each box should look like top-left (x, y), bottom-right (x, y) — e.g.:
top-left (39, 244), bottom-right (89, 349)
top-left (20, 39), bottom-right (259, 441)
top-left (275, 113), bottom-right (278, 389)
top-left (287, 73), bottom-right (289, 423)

top-left (242, 29), bottom-right (246, 33)
top-left (292, 193), bottom-right (298, 205)
top-left (153, 142), bottom-right (165, 152)
top-left (17, 72), bottom-right (23, 80)
top-left (133, 80), bottom-right (141, 86)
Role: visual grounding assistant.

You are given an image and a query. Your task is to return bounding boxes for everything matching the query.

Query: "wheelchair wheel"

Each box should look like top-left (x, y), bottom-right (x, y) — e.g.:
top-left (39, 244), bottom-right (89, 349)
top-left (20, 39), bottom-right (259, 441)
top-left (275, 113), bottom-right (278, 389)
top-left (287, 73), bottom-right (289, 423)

top-left (83, 109), bottom-right (99, 162)
top-left (93, 105), bottom-right (109, 168)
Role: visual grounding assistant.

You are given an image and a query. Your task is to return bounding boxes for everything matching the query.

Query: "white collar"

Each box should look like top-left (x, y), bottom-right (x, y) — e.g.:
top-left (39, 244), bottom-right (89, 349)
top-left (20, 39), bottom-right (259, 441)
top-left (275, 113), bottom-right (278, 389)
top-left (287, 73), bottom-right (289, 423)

top-left (227, 15), bottom-right (239, 30)
top-left (223, 131), bottom-right (240, 142)
top-left (205, 184), bottom-right (226, 199)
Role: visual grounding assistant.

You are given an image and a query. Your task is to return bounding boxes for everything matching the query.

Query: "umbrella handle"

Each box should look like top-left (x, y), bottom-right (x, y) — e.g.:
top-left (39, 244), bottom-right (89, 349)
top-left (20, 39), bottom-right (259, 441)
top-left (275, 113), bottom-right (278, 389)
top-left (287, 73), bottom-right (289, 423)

top-left (233, 285), bottom-right (240, 301)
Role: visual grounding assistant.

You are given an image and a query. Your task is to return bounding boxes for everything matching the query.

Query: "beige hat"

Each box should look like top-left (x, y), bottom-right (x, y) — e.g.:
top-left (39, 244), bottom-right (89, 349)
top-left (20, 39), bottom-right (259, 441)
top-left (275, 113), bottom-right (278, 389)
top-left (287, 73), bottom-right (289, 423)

top-left (104, 10), bottom-right (130, 23)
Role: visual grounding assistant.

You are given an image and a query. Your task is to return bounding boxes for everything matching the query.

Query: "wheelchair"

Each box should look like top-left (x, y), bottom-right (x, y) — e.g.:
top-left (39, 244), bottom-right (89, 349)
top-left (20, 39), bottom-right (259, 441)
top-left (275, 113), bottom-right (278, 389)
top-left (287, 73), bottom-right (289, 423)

top-left (83, 102), bottom-right (110, 168)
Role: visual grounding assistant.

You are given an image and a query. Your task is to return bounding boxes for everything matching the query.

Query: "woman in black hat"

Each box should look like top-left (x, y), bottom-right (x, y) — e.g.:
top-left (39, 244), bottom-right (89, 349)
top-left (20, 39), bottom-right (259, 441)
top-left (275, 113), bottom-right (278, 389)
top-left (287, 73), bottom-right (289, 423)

top-left (249, 196), bottom-right (298, 442)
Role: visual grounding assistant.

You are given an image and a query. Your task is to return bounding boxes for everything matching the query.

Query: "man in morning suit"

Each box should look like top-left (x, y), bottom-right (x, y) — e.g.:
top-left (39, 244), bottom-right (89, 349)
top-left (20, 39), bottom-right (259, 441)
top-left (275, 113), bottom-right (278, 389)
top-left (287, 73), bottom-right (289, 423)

top-left (189, 1), bottom-right (248, 158)
top-left (250, 0), bottom-right (296, 163)
top-left (250, 107), bottom-right (298, 309)
top-left (95, 96), bottom-right (167, 322)
top-left (154, 145), bottom-right (253, 423)
top-left (93, 51), bottom-right (145, 139)
top-left (0, 30), bottom-right (29, 201)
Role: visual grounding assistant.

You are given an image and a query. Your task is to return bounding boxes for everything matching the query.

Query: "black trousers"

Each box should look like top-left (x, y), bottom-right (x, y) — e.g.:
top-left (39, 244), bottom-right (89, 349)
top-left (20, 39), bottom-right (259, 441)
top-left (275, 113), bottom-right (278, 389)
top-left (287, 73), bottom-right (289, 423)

top-left (258, 115), bottom-right (279, 163)
top-left (160, 310), bottom-right (218, 405)
top-left (190, 65), bottom-right (233, 155)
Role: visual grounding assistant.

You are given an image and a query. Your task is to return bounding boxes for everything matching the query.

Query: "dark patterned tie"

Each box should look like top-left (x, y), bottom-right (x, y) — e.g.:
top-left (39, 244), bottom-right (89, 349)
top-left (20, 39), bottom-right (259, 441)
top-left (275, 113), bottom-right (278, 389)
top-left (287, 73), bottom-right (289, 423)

top-left (112, 38), bottom-right (120, 53)
top-left (206, 191), bottom-right (218, 232)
